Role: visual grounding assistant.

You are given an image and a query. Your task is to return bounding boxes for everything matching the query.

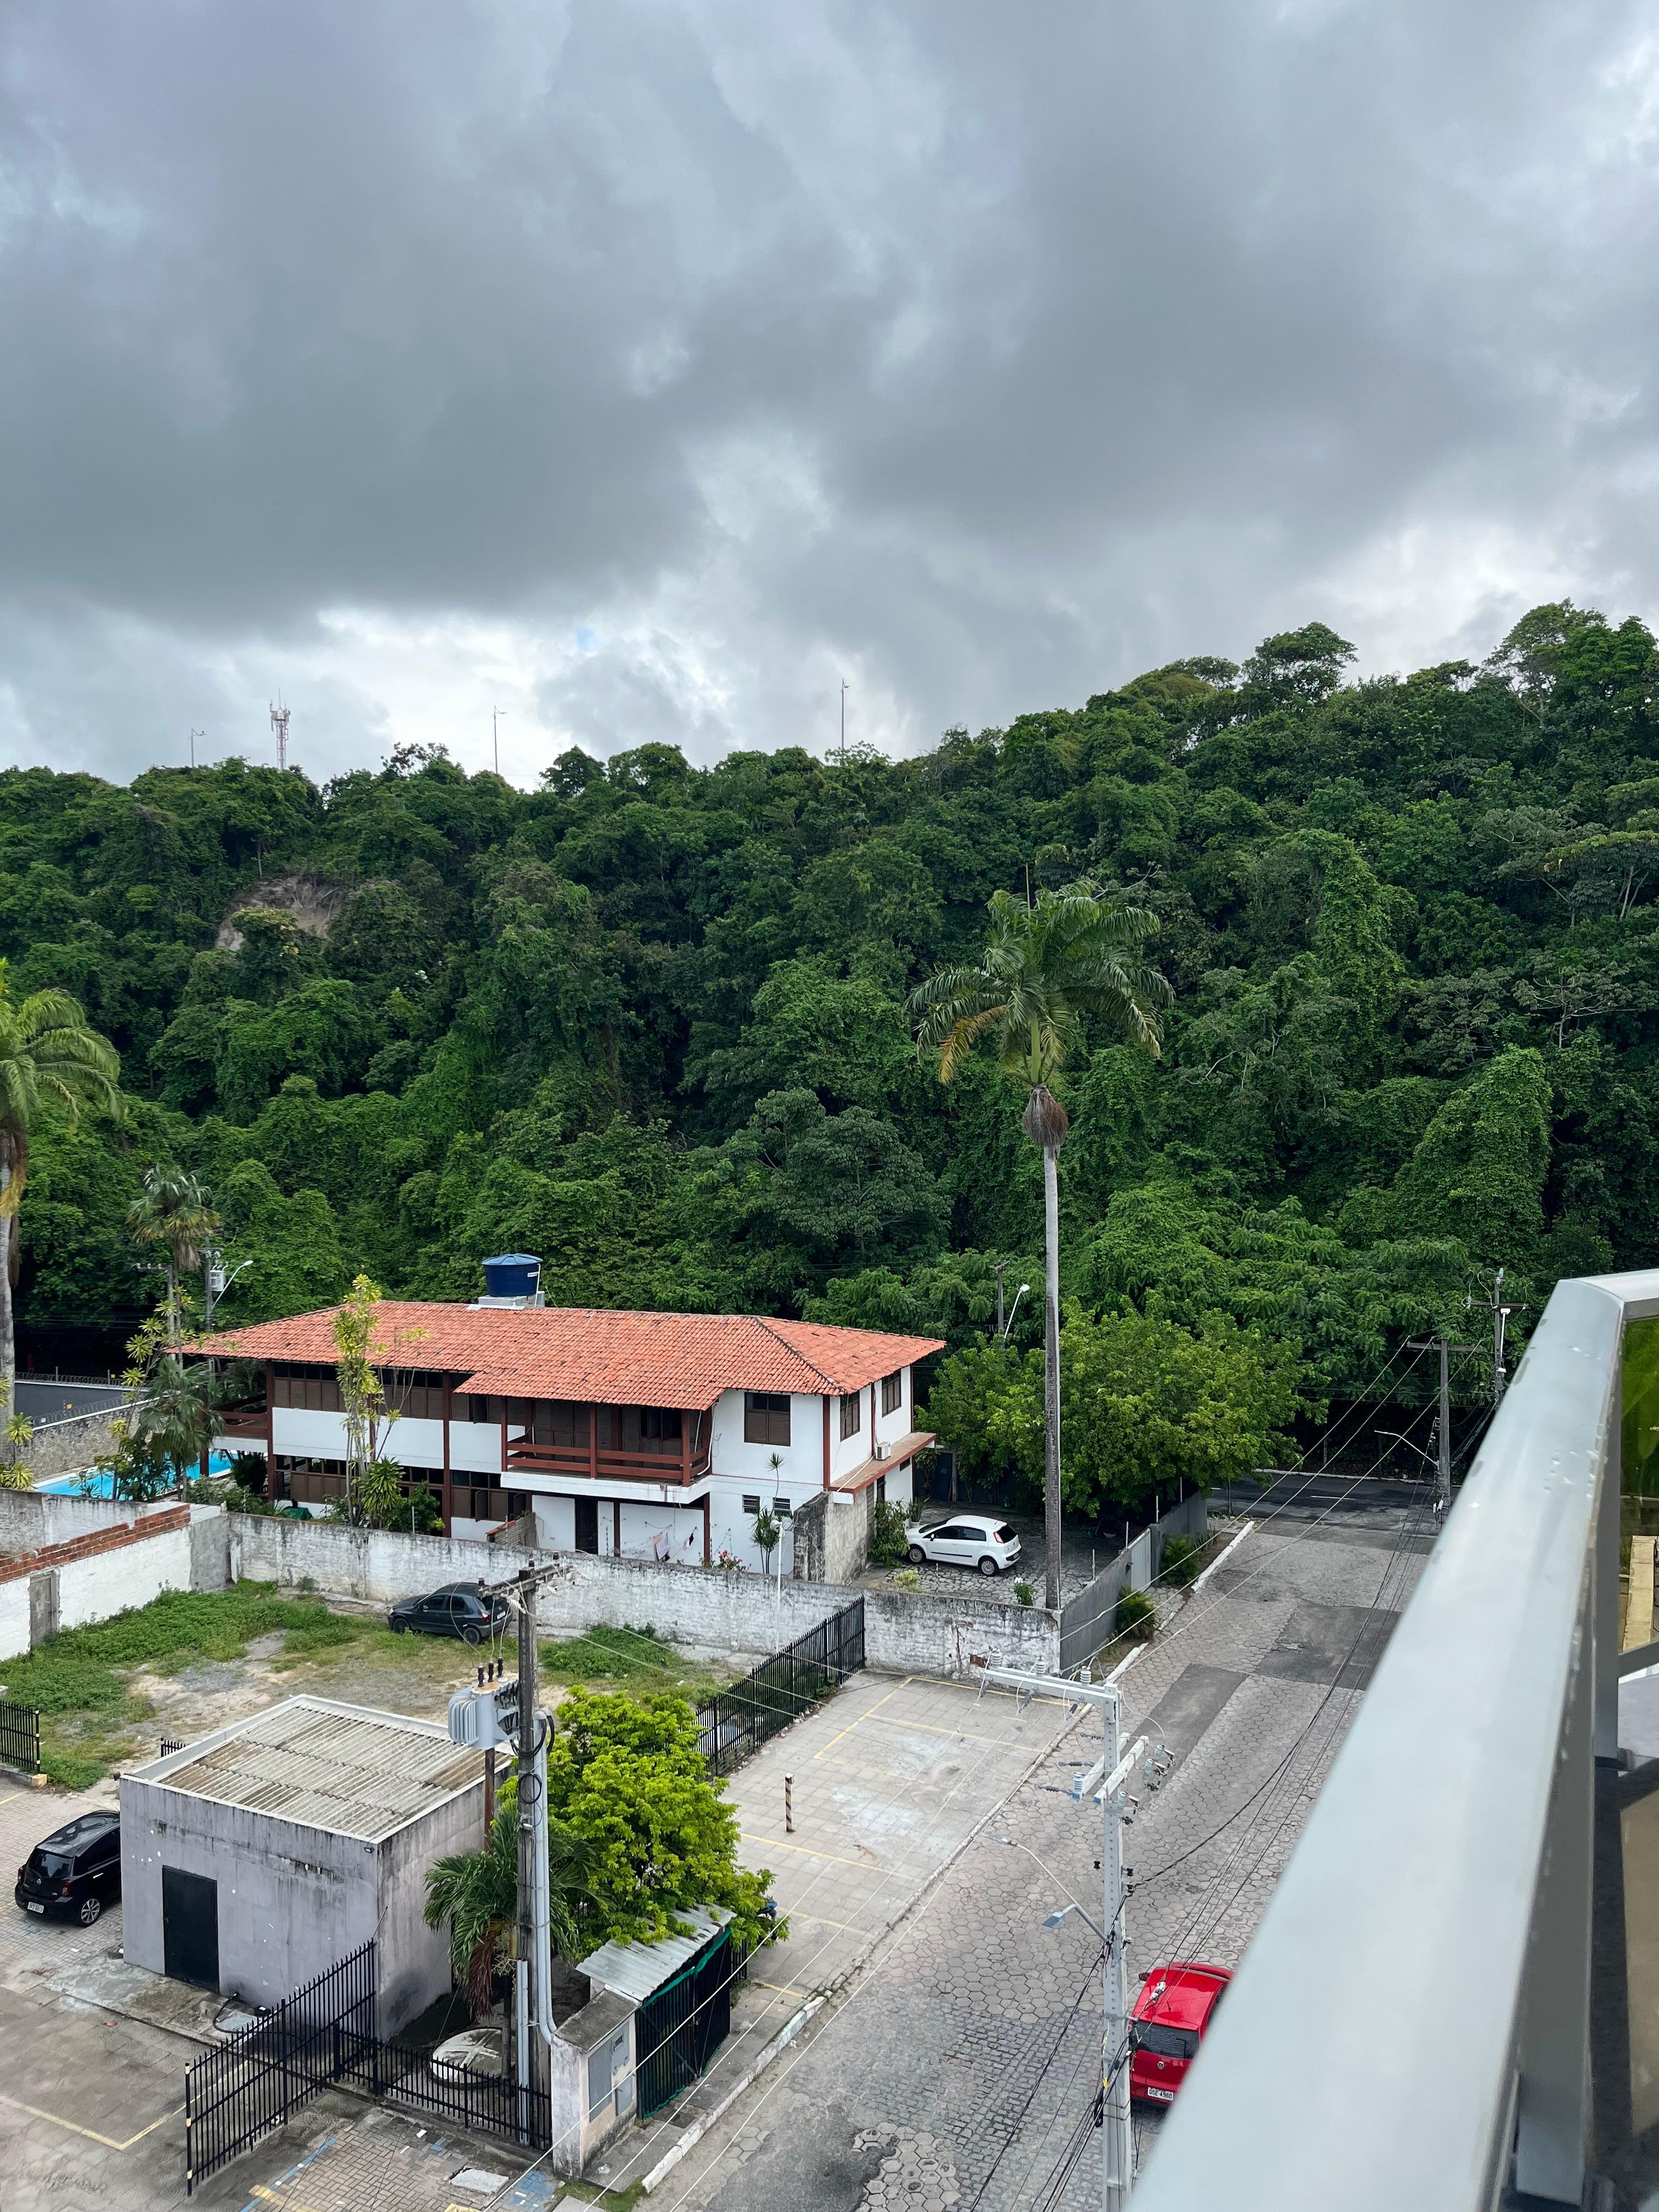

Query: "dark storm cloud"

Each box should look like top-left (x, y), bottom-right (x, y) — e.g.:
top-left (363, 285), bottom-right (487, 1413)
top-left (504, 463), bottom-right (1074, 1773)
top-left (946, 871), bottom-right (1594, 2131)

top-left (1, 0), bottom-right (1655, 777)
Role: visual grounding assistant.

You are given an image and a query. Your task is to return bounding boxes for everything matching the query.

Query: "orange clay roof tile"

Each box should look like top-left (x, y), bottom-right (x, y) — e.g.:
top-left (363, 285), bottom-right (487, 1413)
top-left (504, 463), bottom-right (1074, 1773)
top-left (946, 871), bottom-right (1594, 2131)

top-left (201, 1302), bottom-right (944, 1412)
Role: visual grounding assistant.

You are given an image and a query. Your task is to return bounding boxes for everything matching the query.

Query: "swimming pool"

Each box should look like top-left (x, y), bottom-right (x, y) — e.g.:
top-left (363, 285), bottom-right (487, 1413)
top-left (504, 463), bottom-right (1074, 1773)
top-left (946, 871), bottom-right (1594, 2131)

top-left (37, 1451), bottom-right (236, 1498)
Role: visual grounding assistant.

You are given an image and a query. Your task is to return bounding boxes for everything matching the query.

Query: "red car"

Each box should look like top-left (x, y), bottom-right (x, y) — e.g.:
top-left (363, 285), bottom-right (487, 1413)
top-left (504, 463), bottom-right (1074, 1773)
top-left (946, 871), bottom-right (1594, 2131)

top-left (1128, 1961), bottom-right (1232, 2105)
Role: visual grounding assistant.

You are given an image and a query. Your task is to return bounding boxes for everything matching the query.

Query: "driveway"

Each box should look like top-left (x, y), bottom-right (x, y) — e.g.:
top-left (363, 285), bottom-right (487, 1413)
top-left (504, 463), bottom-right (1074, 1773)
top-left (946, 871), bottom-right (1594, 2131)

top-left (657, 1504), bottom-right (1436, 2211)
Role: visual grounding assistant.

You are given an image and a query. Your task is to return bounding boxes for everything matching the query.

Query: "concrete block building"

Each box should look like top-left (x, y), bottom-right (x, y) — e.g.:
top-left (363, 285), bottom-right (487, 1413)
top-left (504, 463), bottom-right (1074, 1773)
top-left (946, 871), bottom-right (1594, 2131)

top-left (120, 1696), bottom-right (485, 2032)
top-left (207, 1283), bottom-right (942, 1572)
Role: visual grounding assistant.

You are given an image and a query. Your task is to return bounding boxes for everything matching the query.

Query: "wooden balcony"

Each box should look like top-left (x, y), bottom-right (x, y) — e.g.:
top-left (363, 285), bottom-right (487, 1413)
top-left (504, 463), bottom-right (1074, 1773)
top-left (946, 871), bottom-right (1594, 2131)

top-left (504, 1439), bottom-right (712, 1488)
top-left (216, 1404), bottom-right (270, 1440)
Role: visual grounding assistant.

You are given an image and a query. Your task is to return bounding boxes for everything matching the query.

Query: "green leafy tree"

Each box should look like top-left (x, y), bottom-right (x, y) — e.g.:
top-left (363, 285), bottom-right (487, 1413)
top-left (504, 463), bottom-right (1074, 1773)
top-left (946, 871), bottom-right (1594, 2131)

top-left (911, 884), bottom-right (1170, 1605)
top-left (0, 962), bottom-right (120, 1384)
top-left (424, 1795), bottom-right (594, 2016)
top-left (544, 1689), bottom-right (776, 1951)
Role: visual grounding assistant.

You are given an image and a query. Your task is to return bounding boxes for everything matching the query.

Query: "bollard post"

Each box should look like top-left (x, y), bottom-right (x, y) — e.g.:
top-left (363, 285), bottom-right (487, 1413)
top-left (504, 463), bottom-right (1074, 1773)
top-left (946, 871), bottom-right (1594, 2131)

top-left (785, 1774), bottom-right (794, 1833)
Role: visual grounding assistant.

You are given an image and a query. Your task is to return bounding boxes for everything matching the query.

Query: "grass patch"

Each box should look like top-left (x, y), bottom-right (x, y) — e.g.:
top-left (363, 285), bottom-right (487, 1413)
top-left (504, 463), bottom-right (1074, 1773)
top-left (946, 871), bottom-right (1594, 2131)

top-left (4, 1581), bottom-right (371, 1785)
top-left (539, 1625), bottom-right (731, 1701)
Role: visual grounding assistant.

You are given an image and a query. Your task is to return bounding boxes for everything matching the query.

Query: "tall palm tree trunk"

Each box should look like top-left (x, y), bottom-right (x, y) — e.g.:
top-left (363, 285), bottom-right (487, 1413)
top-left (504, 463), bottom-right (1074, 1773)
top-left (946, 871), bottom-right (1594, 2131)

top-left (1042, 1142), bottom-right (1062, 1611)
top-left (0, 1200), bottom-right (13, 1395)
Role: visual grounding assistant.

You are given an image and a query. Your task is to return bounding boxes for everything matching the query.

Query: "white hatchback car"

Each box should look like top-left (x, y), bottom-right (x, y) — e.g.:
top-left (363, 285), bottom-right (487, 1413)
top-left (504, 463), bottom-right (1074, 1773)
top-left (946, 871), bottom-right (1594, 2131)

top-left (906, 1515), bottom-right (1022, 1577)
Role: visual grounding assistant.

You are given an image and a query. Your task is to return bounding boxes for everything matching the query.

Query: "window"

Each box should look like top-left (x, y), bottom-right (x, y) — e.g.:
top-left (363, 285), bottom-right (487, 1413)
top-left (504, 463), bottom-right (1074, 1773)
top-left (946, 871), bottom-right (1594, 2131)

top-left (742, 1493), bottom-right (762, 1515)
top-left (743, 1392), bottom-right (791, 1446)
top-left (772, 1496), bottom-right (791, 1516)
top-left (839, 1392), bottom-right (862, 1440)
top-left (882, 1369), bottom-right (903, 1416)
top-left (639, 1406), bottom-right (682, 1441)
top-left (876, 1475), bottom-right (887, 1504)
top-left (1135, 2023), bottom-right (1200, 2061)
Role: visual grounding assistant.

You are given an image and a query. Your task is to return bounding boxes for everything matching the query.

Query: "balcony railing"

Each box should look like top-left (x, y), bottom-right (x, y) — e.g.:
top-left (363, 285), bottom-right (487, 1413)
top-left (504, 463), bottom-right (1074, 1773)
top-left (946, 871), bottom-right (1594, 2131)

top-left (1132, 1269), bottom-right (1646, 2211)
top-left (215, 1404), bottom-right (269, 1438)
top-left (504, 1439), bottom-right (712, 1487)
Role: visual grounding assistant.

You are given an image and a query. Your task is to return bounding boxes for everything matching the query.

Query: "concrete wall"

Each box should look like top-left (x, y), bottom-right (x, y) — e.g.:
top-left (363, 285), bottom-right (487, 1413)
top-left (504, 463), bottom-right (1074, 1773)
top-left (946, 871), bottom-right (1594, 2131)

top-left (792, 1488), bottom-right (874, 1587)
top-left (231, 1513), bottom-right (1060, 1678)
top-left (0, 1573), bottom-right (27, 1666)
top-left (1057, 1489), bottom-right (1210, 1673)
top-left (119, 1769), bottom-right (478, 2030)
top-left (25, 1410), bottom-right (122, 1479)
top-left (0, 1490), bottom-right (166, 1552)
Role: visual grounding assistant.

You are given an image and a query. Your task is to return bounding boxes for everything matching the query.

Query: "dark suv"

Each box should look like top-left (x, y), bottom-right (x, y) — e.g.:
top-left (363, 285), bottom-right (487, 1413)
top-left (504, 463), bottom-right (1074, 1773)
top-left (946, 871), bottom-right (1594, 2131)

top-left (15, 1812), bottom-right (121, 1926)
top-left (387, 1583), bottom-right (510, 1645)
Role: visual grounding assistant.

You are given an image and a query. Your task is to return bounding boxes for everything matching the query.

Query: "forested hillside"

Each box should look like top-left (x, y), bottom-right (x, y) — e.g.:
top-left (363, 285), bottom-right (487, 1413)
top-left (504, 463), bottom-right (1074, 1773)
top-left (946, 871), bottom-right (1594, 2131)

top-left (11, 603), bottom-right (1659, 1482)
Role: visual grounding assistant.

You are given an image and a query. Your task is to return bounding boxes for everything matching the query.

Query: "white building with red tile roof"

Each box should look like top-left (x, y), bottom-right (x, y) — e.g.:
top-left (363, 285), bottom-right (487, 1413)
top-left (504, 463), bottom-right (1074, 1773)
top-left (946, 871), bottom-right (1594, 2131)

top-left (202, 1300), bottom-right (943, 1567)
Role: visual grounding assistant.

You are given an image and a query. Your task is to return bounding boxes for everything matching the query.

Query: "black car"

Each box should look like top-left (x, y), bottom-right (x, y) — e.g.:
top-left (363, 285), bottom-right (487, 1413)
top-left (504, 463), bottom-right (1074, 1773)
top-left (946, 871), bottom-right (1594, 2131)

top-left (387, 1583), bottom-right (510, 1645)
top-left (15, 1811), bottom-right (121, 1926)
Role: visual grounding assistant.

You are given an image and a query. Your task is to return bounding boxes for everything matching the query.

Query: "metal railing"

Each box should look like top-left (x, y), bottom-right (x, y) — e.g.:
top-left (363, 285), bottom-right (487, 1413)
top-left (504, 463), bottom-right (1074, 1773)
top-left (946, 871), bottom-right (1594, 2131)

top-left (1133, 1269), bottom-right (1642, 2212)
top-left (696, 1598), bottom-right (865, 1776)
top-left (0, 1700), bottom-right (41, 1774)
top-left (185, 1939), bottom-right (377, 2192)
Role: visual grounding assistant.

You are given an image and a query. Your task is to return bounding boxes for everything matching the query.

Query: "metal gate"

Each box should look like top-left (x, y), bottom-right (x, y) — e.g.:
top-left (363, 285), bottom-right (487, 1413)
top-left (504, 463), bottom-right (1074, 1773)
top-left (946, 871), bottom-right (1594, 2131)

top-left (0, 1699), bottom-right (41, 1774)
top-left (184, 1940), bottom-right (376, 2193)
top-left (634, 1926), bottom-right (740, 2118)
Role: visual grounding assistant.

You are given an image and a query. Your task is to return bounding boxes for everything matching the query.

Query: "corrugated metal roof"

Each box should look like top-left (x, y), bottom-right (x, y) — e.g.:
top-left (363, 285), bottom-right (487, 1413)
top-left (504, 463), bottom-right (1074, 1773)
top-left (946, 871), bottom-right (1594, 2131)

top-left (197, 1300), bottom-right (943, 1405)
top-left (580, 1907), bottom-right (732, 2005)
top-left (131, 1697), bottom-right (483, 1842)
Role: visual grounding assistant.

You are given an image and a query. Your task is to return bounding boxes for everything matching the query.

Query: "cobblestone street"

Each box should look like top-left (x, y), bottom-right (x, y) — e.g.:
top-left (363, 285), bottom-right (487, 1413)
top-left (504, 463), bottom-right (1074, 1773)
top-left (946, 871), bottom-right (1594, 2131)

top-left (659, 1503), bottom-right (1436, 2212)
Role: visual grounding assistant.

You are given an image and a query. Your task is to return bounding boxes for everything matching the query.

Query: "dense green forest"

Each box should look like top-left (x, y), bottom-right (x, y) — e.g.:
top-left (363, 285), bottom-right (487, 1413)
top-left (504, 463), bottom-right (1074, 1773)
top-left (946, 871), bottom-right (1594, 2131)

top-left (11, 602), bottom-right (1659, 1498)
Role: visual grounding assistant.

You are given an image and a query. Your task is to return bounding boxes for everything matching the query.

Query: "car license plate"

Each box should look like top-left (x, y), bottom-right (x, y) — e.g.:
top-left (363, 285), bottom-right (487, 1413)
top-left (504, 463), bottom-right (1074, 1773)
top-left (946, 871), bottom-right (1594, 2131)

top-left (1147, 2087), bottom-right (1174, 2102)
top-left (26, 1901), bottom-right (44, 1914)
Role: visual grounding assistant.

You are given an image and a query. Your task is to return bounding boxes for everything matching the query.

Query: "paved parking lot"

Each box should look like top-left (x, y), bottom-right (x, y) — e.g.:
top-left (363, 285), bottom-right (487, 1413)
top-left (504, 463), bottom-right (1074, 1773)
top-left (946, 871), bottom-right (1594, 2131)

top-left (659, 1505), bottom-right (1436, 2212)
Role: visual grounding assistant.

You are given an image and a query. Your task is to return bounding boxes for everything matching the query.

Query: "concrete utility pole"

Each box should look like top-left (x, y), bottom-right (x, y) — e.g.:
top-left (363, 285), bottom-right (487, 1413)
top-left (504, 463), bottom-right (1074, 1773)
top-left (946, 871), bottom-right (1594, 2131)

top-left (1408, 1337), bottom-right (1482, 1514)
top-left (513, 1571), bottom-right (554, 2128)
top-left (1472, 1268), bottom-right (1520, 1409)
top-left (995, 1259), bottom-right (1007, 1340)
top-left (977, 1666), bottom-right (1169, 2210)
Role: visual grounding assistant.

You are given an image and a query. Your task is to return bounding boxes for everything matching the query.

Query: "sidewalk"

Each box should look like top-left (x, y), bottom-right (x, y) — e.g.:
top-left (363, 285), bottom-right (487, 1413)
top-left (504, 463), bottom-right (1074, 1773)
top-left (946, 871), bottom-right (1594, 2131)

top-left (595, 1668), bottom-right (1078, 2194)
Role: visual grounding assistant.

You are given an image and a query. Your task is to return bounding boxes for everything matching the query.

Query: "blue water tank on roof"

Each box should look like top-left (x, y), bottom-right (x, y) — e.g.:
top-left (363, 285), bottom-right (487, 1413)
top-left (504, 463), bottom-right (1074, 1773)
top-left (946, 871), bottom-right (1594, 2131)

top-left (481, 1253), bottom-right (542, 1301)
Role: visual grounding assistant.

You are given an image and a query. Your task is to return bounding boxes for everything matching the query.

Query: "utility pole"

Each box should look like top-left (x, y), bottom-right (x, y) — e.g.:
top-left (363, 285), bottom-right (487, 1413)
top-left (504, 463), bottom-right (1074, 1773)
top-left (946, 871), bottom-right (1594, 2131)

top-left (995, 1258), bottom-right (1007, 1340)
top-left (1470, 1269), bottom-right (1521, 1409)
top-left (189, 726), bottom-right (204, 769)
top-left (977, 1666), bottom-right (1170, 2211)
top-left (1408, 1336), bottom-right (1482, 1514)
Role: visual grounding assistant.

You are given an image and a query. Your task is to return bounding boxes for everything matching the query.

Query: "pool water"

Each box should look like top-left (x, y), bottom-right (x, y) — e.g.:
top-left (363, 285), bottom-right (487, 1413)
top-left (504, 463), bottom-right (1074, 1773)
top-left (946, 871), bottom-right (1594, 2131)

top-left (37, 1451), bottom-right (236, 1498)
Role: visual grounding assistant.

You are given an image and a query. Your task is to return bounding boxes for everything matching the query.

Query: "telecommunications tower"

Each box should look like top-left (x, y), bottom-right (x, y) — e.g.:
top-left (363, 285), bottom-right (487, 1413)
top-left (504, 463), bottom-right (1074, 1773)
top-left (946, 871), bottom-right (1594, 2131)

top-left (270, 698), bottom-right (291, 772)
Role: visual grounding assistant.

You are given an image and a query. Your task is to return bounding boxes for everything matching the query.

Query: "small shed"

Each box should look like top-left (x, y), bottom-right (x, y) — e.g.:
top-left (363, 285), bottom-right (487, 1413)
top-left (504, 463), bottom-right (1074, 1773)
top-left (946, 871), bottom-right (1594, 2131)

top-left (120, 1695), bottom-right (485, 2033)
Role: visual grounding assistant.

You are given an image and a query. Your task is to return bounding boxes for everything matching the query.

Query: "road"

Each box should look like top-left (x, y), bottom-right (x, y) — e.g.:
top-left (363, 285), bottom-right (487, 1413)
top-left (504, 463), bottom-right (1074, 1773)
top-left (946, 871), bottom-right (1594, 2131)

top-left (658, 1501), bottom-right (1436, 2212)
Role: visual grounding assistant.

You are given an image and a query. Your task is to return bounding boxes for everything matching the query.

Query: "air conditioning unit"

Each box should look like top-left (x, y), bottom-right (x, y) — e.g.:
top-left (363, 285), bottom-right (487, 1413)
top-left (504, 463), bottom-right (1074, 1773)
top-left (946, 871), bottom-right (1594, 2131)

top-left (873, 1443), bottom-right (890, 1462)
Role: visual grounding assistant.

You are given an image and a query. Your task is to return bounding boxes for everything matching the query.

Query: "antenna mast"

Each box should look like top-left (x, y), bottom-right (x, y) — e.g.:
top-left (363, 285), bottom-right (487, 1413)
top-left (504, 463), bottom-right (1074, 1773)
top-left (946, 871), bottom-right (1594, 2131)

top-left (493, 704), bottom-right (504, 777)
top-left (270, 698), bottom-right (291, 772)
top-left (839, 678), bottom-right (848, 768)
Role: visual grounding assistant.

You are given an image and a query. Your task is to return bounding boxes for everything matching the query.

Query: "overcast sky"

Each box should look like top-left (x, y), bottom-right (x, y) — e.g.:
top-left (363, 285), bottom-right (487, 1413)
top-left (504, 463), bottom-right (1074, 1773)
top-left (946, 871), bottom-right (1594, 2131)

top-left (2, 1), bottom-right (1656, 788)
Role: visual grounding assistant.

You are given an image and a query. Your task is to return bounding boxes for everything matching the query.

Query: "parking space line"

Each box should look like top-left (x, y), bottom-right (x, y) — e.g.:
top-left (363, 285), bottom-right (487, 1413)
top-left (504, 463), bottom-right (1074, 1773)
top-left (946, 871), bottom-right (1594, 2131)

top-left (0, 2090), bottom-right (183, 2151)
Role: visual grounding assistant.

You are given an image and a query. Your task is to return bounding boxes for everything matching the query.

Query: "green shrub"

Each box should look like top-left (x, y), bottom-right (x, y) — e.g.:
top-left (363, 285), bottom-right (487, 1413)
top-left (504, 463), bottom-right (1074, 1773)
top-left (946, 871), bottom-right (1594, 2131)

top-left (892, 1567), bottom-right (922, 1593)
top-left (1115, 1587), bottom-right (1156, 1643)
top-left (1013, 1580), bottom-right (1034, 1607)
top-left (1161, 1534), bottom-right (1201, 1588)
top-left (868, 1500), bottom-right (911, 1568)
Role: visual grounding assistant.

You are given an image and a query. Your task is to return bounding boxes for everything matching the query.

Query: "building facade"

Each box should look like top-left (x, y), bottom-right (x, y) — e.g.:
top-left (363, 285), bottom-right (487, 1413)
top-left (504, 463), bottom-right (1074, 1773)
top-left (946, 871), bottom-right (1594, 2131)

top-left (207, 1301), bottom-right (943, 1571)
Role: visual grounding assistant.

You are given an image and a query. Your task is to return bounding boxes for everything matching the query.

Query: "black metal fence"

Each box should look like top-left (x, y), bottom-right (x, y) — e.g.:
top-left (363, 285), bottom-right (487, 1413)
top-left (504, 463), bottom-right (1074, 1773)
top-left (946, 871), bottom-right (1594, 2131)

top-left (0, 1699), bottom-right (40, 1774)
top-left (184, 1940), bottom-right (553, 2193)
top-left (695, 1598), bottom-right (865, 1776)
top-left (160, 1737), bottom-right (184, 1758)
top-left (185, 1939), bottom-right (377, 2194)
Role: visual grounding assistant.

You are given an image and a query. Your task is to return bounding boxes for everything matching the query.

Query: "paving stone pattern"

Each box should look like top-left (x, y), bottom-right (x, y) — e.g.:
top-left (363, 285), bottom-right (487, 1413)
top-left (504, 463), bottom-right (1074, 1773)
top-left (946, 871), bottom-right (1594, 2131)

top-left (662, 1505), bottom-right (1432, 2212)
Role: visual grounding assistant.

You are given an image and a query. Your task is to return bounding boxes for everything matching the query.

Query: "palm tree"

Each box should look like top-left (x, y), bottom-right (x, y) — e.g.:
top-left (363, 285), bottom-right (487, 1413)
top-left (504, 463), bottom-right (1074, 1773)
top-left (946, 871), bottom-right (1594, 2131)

top-left (910, 883), bottom-right (1170, 1609)
top-left (0, 964), bottom-right (121, 1389)
top-left (425, 1803), bottom-right (593, 2020)
top-left (128, 1165), bottom-right (219, 1348)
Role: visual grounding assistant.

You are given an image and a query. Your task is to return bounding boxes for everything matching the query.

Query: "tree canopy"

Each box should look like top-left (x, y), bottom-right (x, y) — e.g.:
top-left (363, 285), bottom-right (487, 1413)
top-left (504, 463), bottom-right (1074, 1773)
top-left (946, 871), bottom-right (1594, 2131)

top-left (10, 602), bottom-right (1659, 1503)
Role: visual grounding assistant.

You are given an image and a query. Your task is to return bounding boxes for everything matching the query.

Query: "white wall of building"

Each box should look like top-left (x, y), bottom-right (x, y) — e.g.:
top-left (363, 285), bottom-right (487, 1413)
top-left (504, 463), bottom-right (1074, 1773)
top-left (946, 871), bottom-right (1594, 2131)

top-left (449, 1420), bottom-right (507, 1476)
top-left (57, 1521), bottom-right (194, 1632)
top-left (0, 1575), bottom-right (30, 1661)
top-left (618, 1500), bottom-right (707, 1566)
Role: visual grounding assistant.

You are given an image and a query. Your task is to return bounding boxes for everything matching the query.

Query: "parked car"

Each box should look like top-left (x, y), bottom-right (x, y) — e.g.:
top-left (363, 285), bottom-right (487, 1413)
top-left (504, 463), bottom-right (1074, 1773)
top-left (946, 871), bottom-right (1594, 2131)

top-left (905, 1516), bottom-right (1022, 1577)
top-left (1129, 1961), bottom-right (1232, 2105)
top-left (15, 1811), bottom-right (121, 1927)
top-left (388, 1583), bottom-right (511, 1645)
top-left (431, 2025), bottom-right (504, 2081)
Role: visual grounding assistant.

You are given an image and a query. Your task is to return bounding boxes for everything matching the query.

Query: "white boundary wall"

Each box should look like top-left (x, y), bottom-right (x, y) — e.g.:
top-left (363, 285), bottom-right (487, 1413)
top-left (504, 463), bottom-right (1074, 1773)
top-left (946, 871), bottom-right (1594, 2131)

top-left (230, 1516), bottom-right (1060, 1679)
